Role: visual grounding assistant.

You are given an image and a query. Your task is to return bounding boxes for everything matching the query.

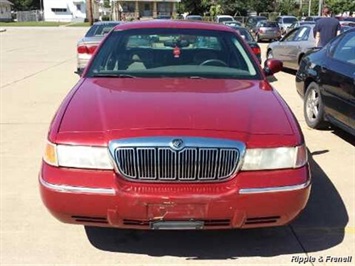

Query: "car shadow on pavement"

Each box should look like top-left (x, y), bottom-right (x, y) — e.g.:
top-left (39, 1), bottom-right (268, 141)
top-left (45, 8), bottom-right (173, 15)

top-left (282, 68), bottom-right (297, 75)
top-left (288, 152), bottom-right (348, 253)
top-left (85, 152), bottom-right (348, 259)
top-left (331, 128), bottom-right (355, 146)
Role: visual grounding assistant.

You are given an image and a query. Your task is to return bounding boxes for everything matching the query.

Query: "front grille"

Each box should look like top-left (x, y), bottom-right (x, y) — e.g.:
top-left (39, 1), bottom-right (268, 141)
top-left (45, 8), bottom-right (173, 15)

top-left (110, 137), bottom-right (245, 182)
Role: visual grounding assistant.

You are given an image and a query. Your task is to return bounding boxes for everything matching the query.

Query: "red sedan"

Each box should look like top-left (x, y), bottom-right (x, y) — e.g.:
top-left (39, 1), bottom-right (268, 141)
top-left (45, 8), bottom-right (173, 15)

top-left (40, 20), bottom-right (311, 230)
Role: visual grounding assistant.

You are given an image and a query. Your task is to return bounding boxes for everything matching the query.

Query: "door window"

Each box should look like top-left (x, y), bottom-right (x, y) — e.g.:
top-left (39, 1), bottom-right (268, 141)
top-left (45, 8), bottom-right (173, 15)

top-left (294, 27), bottom-right (310, 41)
top-left (332, 33), bottom-right (355, 64)
top-left (283, 28), bottom-right (299, 42)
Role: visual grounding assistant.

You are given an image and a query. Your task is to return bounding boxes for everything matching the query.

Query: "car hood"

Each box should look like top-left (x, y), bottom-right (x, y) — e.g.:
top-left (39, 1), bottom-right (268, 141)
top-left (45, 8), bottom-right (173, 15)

top-left (58, 78), bottom-right (295, 140)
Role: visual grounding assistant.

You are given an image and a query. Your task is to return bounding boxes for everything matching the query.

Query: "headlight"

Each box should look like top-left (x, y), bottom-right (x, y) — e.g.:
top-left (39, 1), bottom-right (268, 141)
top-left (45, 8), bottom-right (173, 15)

top-left (43, 141), bottom-right (113, 170)
top-left (241, 144), bottom-right (307, 171)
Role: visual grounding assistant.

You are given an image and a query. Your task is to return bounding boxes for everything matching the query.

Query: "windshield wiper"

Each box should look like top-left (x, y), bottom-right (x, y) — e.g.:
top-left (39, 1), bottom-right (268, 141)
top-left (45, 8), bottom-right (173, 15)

top-left (91, 73), bottom-right (137, 78)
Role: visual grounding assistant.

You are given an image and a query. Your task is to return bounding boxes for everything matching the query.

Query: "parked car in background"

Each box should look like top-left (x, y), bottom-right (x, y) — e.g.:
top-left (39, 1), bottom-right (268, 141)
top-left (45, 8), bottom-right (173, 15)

top-left (228, 25), bottom-right (262, 63)
top-left (296, 28), bottom-right (355, 136)
top-left (276, 15), bottom-right (298, 34)
top-left (244, 15), bottom-right (267, 32)
top-left (303, 16), bottom-right (322, 22)
top-left (40, 20), bottom-right (310, 230)
top-left (76, 21), bottom-right (120, 74)
top-left (267, 25), bottom-right (317, 70)
top-left (185, 15), bottom-right (203, 21)
top-left (286, 21), bottom-right (315, 33)
top-left (339, 20), bottom-right (355, 27)
top-left (341, 25), bottom-right (355, 33)
top-left (252, 20), bottom-right (281, 42)
top-left (223, 21), bottom-right (242, 27)
top-left (336, 16), bottom-right (355, 22)
top-left (155, 15), bottom-right (172, 19)
top-left (215, 15), bottom-right (235, 23)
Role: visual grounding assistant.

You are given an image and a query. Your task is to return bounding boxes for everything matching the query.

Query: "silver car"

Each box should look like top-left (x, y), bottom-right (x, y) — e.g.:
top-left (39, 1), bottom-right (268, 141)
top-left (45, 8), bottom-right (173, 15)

top-left (286, 21), bottom-right (315, 34)
top-left (266, 25), bottom-right (317, 70)
top-left (276, 15), bottom-right (298, 34)
top-left (253, 21), bottom-right (281, 42)
top-left (77, 21), bottom-right (120, 74)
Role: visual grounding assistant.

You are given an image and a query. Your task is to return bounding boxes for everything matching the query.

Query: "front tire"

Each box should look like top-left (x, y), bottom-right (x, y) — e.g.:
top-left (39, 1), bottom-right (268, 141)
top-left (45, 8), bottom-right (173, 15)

top-left (304, 82), bottom-right (327, 129)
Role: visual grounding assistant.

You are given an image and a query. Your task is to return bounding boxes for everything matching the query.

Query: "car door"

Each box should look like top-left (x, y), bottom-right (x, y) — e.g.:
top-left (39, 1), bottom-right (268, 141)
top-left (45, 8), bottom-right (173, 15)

top-left (320, 31), bottom-right (355, 131)
top-left (283, 26), bottom-right (314, 69)
top-left (273, 28), bottom-right (299, 63)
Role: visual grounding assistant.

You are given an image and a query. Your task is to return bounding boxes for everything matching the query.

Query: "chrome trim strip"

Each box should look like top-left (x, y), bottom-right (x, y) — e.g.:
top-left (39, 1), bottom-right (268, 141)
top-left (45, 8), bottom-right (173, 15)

top-left (239, 179), bottom-right (311, 194)
top-left (39, 175), bottom-right (115, 195)
top-left (109, 137), bottom-right (246, 153)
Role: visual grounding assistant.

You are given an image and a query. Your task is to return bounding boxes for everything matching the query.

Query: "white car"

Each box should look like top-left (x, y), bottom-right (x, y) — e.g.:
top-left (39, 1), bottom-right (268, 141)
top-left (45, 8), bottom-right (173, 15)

top-left (215, 15), bottom-right (235, 24)
top-left (276, 15), bottom-right (298, 34)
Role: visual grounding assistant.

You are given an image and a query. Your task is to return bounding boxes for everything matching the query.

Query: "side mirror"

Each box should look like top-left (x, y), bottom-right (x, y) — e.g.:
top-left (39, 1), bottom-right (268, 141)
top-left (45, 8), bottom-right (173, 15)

top-left (263, 59), bottom-right (283, 76)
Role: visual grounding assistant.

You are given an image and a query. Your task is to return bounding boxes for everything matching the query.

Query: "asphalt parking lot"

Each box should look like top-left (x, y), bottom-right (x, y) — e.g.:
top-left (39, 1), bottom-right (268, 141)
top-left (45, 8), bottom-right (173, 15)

top-left (0, 27), bottom-right (354, 265)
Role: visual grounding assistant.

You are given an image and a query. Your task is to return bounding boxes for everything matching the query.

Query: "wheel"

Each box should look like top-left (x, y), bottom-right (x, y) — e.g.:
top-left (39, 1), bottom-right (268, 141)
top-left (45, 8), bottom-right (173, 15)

top-left (267, 50), bottom-right (273, 59)
top-left (199, 59), bottom-right (228, 67)
top-left (304, 82), bottom-right (327, 129)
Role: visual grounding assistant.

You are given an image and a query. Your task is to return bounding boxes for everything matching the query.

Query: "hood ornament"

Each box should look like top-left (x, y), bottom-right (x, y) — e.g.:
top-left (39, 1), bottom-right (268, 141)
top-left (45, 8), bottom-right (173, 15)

top-left (171, 139), bottom-right (184, 150)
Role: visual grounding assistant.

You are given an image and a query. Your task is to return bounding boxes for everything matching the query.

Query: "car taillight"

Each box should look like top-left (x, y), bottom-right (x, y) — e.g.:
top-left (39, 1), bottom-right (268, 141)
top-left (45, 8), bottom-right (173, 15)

top-left (77, 45), bottom-right (97, 54)
top-left (88, 46), bottom-right (97, 54)
top-left (259, 29), bottom-right (264, 33)
top-left (251, 46), bottom-right (261, 56)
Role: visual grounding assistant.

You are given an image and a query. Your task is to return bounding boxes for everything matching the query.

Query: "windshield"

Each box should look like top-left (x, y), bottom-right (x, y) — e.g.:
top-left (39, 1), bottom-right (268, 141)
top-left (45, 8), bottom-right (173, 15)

top-left (187, 16), bottom-right (202, 20)
top-left (85, 23), bottom-right (120, 37)
top-left (219, 17), bottom-right (234, 23)
top-left (86, 28), bottom-right (260, 80)
top-left (233, 27), bottom-right (254, 42)
top-left (283, 17), bottom-right (297, 24)
top-left (261, 22), bottom-right (279, 27)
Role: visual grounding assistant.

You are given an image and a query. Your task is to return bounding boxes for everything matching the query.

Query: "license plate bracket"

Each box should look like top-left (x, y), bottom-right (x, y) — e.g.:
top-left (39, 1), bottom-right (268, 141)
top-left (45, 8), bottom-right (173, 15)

top-left (150, 220), bottom-right (204, 230)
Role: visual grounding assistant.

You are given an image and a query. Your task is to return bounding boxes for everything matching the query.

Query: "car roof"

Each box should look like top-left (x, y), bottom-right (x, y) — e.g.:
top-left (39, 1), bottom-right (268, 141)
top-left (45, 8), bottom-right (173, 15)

top-left (217, 15), bottom-right (233, 18)
top-left (258, 20), bottom-right (277, 24)
top-left (93, 21), bottom-right (121, 25)
top-left (113, 20), bottom-right (236, 32)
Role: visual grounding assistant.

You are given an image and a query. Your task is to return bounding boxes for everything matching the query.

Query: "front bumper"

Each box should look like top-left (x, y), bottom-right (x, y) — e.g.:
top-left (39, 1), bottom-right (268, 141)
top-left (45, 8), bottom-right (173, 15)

top-left (40, 163), bottom-right (311, 229)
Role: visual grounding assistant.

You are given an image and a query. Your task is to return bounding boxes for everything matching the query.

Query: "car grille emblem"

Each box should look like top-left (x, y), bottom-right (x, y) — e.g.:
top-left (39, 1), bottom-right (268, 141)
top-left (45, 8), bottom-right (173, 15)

top-left (171, 139), bottom-right (184, 150)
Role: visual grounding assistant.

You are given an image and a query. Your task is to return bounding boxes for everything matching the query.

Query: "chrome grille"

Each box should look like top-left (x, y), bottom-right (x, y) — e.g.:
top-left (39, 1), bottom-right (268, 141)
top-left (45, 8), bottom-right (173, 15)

top-left (111, 137), bottom-right (244, 182)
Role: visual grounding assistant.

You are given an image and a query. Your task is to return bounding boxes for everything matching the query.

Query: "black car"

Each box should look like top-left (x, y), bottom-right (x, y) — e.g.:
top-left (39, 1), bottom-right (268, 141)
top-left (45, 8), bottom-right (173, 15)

top-left (295, 28), bottom-right (355, 136)
top-left (228, 25), bottom-right (262, 63)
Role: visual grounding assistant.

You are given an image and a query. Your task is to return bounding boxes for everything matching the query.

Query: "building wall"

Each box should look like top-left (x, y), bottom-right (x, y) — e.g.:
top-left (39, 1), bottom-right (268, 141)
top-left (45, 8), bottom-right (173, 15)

top-left (43, 0), bottom-right (86, 22)
top-left (0, 3), bottom-right (12, 21)
top-left (113, 0), bottom-right (180, 20)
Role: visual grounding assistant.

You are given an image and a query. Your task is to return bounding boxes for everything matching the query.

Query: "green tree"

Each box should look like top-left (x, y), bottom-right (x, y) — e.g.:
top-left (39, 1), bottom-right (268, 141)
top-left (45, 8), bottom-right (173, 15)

top-left (10, 0), bottom-right (40, 11)
top-left (246, 0), bottom-right (275, 15)
top-left (278, 0), bottom-right (299, 16)
top-left (326, 0), bottom-right (355, 15)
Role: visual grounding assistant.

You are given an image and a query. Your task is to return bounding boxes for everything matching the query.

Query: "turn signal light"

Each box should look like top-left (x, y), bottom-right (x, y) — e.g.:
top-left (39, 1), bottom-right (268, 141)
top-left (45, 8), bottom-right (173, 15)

top-left (43, 141), bottom-right (58, 166)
